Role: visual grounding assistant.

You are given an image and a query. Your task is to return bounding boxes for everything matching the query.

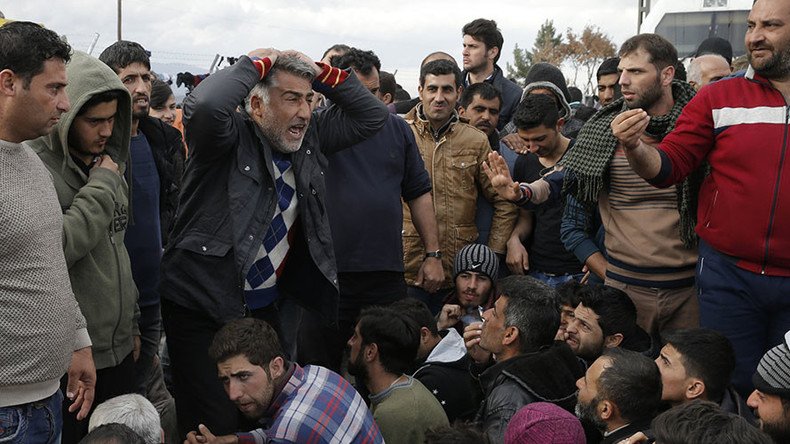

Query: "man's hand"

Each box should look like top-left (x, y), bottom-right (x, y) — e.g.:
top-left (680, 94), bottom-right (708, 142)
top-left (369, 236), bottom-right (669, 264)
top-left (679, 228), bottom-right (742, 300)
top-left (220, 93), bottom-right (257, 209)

top-left (185, 424), bottom-right (238, 444)
top-left (463, 322), bottom-right (491, 364)
top-left (247, 48), bottom-right (280, 65)
top-left (132, 335), bottom-right (141, 362)
top-left (505, 239), bottom-right (529, 275)
top-left (482, 151), bottom-right (522, 202)
top-left (437, 304), bottom-right (462, 330)
top-left (66, 346), bottom-right (96, 421)
top-left (611, 109), bottom-right (650, 150)
top-left (415, 258), bottom-right (444, 294)
top-left (616, 432), bottom-right (650, 444)
top-left (281, 50), bottom-right (323, 76)
top-left (91, 154), bottom-right (119, 175)
top-left (501, 132), bottom-right (528, 154)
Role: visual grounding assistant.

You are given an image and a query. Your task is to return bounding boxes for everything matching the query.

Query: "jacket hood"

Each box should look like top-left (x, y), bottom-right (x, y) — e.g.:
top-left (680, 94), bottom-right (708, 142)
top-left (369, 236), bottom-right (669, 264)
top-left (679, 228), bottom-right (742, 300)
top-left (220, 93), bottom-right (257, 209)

top-left (30, 51), bottom-right (132, 172)
top-left (522, 81), bottom-right (572, 119)
top-left (426, 328), bottom-right (467, 365)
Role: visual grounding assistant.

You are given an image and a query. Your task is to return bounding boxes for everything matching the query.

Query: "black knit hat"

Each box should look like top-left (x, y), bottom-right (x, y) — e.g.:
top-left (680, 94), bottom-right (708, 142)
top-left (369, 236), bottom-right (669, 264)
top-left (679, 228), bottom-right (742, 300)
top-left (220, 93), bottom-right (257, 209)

top-left (524, 62), bottom-right (571, 103)
top-left (695, 37), bottom-right (733, 66)
top-left (453, 243), bottom-right (499, 282)
top-left (753, 331), bottom-right (790, 398)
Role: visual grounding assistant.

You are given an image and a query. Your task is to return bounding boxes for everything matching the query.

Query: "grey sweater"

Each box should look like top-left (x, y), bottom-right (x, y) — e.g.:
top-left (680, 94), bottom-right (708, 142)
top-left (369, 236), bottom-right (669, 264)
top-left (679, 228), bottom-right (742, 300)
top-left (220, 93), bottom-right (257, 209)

top-left (0, 139), bottom-right (91, 407)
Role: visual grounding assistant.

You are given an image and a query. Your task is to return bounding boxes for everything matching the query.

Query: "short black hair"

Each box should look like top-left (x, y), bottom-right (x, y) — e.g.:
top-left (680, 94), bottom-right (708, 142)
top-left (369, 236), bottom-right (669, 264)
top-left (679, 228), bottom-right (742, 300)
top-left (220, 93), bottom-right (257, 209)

top-left (568, 86), bottom-right (583, 103)
top-left (619, 33), bottom-right (678, 72)
top-left (79, 423), bottom-right (145, 444)
top-left (150, 78), bottom-right (174, 110)
top-left (596, 57), bottom-right (620, 81)
top-left (98, 40), bottom-right (151, 73)
top-left (512, 94), bottom-right (560, 131)
top-left (498, 275), bottom-right (559, 352)
top-left (598, 348), bottom-right (662, 424)
top-left (661, 328), bottom-right (736, 403)
top-left (652, 400), bottom-right (773, 444)
top-left (0, 21), bottom-right (71, 88)
top-left (321, 44), bottom-right (350, 62)
top-left (379, 71), bottom-right (397, 99)
top-left (332, 48), bottom-right (381, 76)
top-left (578, 285), bottom-right (638, 339)
top-left (76, 90), bottom-right (123, 117)
top-left (556, 280), bottom-right (583, 309)
top-left (458, 82), bottom-right (502, 109)
top-left (419, 59), bottom-right (462, 88)
top-left (208, 318), bottom-right (285, 371)
top-left (462, 18), bottom-right (504, 63)
top-left (391, 298), bottom-right (438, 336)
top-left (357, 306), bottom-right (420, 375)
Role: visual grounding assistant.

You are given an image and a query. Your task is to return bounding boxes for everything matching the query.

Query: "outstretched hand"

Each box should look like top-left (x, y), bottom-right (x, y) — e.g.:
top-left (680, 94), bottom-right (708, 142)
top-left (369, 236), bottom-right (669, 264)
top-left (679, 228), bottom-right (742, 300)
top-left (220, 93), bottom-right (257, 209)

top-left (611, 108), bottom-right (650, 150)
top-left (482, 151), bottom-right (522, 202)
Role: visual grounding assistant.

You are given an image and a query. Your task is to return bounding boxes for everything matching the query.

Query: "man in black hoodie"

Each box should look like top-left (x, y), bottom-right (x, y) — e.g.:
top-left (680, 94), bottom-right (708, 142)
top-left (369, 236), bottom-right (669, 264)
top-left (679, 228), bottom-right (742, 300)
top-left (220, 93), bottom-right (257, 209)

top-left (465, 275), bottom-right (584, 442)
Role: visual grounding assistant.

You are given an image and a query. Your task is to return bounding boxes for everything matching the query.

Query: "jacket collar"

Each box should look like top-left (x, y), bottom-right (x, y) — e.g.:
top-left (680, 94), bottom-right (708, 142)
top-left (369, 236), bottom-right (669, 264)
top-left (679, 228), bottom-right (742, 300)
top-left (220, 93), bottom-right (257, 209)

top-left (412, 103), bottom-right (460, 141)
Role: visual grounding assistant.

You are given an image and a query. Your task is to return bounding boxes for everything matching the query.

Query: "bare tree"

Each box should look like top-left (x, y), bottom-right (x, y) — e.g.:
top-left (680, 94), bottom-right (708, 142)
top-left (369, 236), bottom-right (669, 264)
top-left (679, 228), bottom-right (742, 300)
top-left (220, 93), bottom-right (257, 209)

top-left (563, 25), bottom-right (617, 96)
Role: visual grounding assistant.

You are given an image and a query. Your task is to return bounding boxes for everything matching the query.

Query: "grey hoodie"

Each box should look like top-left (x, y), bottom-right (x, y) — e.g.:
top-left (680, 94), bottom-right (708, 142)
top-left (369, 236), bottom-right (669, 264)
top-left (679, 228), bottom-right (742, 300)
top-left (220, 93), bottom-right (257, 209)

top-left (30, 51), bottom-right (139, 370)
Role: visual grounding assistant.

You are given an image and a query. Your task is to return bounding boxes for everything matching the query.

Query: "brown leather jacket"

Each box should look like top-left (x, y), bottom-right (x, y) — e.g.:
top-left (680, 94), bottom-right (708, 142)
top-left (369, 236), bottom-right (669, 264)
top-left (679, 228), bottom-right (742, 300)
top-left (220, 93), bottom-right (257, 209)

top-left (403, 104), bottom-right (516, 288)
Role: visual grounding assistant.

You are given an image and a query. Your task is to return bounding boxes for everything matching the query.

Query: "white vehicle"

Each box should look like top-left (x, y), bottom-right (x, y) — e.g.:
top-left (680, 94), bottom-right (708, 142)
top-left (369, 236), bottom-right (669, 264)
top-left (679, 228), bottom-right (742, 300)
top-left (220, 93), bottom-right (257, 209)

top-left (638, 0), bottom-right (751, 58)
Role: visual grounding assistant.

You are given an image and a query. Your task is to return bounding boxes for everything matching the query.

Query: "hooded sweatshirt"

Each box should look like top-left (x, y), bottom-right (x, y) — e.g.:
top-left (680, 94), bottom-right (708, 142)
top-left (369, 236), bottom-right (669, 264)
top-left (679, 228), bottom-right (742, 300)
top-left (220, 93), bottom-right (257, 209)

top-left (30, 50), bottom-right (139, 370)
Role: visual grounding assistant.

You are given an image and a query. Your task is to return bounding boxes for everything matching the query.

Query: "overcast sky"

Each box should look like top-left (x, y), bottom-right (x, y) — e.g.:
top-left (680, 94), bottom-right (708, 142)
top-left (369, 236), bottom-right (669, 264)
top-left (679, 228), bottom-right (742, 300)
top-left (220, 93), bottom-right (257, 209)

top-left (5, 1), bottom-right (639, 94)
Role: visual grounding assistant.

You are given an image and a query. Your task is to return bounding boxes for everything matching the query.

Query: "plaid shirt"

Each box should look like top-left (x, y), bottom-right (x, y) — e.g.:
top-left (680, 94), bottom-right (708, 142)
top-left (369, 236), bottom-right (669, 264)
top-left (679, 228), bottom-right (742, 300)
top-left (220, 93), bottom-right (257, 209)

top-left (236, 364), bottom-right (383, 444)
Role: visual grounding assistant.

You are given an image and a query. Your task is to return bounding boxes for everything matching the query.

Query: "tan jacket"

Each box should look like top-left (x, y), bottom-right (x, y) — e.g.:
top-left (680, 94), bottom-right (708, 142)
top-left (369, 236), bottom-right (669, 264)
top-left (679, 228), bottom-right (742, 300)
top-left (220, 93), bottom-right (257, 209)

top-left (403, 105), bottom-right (517, 288)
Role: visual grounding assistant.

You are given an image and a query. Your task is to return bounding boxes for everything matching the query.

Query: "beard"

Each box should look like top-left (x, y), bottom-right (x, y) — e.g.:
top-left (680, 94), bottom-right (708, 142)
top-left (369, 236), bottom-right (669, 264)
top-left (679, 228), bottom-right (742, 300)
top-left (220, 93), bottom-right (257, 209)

top-left (347, 350), bottom-right (369, 387)
top-left (624, 76), bottom-right (663, 111)
top-left (260, 120), bottom-right (304, 154)
top-left (762, 418), bottom-right (790, 443)
top-left (748, 42), bottom-right (790, 80)
top-left (575, 397), bottom-right (607, 431)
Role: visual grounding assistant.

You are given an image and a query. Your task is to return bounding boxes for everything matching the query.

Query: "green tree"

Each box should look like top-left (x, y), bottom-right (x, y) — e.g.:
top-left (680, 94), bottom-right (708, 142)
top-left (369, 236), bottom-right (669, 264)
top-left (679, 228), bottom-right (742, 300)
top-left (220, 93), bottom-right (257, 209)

top-left (507, 20), bottom-right (565, 85)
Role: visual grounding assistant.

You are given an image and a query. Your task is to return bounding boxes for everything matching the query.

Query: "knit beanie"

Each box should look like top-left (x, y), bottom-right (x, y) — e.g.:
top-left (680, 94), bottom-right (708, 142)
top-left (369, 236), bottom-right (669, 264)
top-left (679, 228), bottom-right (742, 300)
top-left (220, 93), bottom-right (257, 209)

top-left (452, 243), bottom-right (499, 282)
top-left (695, 36), bottom-right (733, 65)
top-left (504, 402), bottom-right (586, 444)
top-left (753, 330), bottom-right (790, 398)
top-left (523, 62), bottom-right (572, 104)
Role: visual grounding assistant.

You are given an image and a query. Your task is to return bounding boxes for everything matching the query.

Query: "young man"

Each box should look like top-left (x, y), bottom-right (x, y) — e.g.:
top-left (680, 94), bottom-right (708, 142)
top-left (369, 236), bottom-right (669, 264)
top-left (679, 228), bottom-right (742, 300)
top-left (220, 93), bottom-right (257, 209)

top-left (0, 21), bottom-right (95, 443)
top-left (403, 59), bottom-right (516, 312)
top-left (461, 18), bottom-right (522, 130)
top-left (458, 82), bottom-right (502, 150)
top-left (437, 243), bottom-right (499, 333)
top-left (347, 307), bottom-right (448, 444)
top-left (185, 318), bottom-right (383, 444)
top-left (595, 57), bottom-right (621, 108)
top-left (30, 50), bottom-right (138, 442)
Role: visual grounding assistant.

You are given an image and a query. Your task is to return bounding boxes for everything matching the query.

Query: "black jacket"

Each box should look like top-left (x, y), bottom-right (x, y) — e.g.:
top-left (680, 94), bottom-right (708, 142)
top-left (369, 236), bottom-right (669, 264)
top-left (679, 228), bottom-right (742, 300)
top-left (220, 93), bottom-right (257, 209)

top-left (160, 57), bottom-right (388, 324)
top-left (600, 418), bottom-right (652, 444)
top-left (475, 341), bottom-right (584, 443)
top-left (137, 115), bottom-right (185, 246)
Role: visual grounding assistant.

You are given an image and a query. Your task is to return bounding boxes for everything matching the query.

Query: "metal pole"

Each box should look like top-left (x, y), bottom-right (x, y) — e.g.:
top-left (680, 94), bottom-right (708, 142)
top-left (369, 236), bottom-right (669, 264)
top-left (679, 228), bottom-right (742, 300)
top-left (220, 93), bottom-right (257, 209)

top-left (117, 0), bottom-right (122, 41)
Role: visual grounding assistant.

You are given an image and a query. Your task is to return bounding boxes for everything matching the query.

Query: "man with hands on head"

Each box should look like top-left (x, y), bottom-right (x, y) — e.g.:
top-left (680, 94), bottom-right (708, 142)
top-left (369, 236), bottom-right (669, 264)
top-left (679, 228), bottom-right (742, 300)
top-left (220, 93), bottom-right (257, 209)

top-left (160, 46), bottom-right (389, 439)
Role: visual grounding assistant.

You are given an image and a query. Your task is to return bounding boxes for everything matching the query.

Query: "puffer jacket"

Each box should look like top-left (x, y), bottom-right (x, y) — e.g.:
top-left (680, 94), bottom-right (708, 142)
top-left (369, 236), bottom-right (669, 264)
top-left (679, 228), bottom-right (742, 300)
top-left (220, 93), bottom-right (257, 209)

top-left (403, 105), bottom-right (516, 288)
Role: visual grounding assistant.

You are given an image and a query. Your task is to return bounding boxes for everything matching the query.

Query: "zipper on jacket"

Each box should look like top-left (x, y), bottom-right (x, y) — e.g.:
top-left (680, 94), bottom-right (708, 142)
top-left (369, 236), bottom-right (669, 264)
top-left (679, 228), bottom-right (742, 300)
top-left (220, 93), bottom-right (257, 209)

top-left (761, 105), bottom-right (790, 274)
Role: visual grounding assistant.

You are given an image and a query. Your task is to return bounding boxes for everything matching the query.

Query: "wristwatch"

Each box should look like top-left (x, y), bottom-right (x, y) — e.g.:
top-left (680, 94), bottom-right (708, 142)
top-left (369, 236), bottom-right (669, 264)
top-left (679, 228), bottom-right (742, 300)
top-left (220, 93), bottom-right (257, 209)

top-left (424, 250), bottom-right (442, 260)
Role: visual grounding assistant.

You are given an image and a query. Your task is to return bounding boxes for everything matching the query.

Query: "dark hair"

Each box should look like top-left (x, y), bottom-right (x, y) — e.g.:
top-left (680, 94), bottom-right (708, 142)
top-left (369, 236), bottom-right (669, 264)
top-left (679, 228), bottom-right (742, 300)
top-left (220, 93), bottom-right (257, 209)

top-left (98, 40), bottom-right (151, 73)
top-left (332, 48), bottom-right (381, 76)
top-left (556, 280), bottom-right (583, 309)
top-left (652, 400), bottom-right (773, 444)
top-left (379, 71), bottom-right (397, 99)
top-left (0, 21), bottom-right (71, 88)
top-left (568, 86), bottom-right (583, 103)
top-left (512, 94), bottom-right (560, 131)
top-left (79, 423), bottom-right (145, 444)
top-left (208, 318), bottom-right (285, 370)
top-left (391, 298), bottom-right (438, 336)
top-left (458, 82), bottom-right (502, 109)
top-left (661, 328), bottom-right (735, 403)
top-left (497, 275), bottom-right (559, 352)
top-left (357, 306), bottom-right (420, 375)
top-left (462, 18), bottom-right (504, 63)
top-left (619, 33), bottom-right (678, 72)
top-left (578, 285), bottom-right (638, 338)
top-left (420, 51), bottom-right (457, 68)
top-left (420, 59), bottom-right (462, 88)
top-left (598, 348), bottom-right (662, 424)
top-left (150, 78), bottom-right (174, 110)
top-left (321, 44), bottom-right (350, 62)
top-left (424, 422), bottom-right (489, 444)
top-left (596, 57), bottom-right (620, 81)
top-left (674, 59), bottom-right (687, 81)
top-left (76, 90), bottom-right (123, 117)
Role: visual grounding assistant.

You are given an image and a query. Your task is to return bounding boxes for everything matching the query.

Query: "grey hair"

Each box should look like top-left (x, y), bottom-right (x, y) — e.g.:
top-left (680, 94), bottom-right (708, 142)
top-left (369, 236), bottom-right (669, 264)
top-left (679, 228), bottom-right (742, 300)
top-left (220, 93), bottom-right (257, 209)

top-left (245, 54), bottom-right (317, 114)
top-left (687, 53), bottom-right (729, 86)
top-left (498, 275), bottom-right (560, 352)
top-left (88, 394), bottom-right (161, 444)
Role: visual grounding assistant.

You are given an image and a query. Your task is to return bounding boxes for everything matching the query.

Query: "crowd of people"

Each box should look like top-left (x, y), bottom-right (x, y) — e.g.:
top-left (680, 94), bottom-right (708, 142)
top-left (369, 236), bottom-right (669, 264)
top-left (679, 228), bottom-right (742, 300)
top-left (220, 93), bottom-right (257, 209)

top-left (2, 0), bottom-right (790, 442)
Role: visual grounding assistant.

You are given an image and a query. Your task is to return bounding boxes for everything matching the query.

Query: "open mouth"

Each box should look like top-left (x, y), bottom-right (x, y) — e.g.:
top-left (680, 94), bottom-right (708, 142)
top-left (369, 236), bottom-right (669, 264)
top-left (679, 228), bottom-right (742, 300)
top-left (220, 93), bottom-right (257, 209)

top-left (288, 124), bottom-right (305, 138)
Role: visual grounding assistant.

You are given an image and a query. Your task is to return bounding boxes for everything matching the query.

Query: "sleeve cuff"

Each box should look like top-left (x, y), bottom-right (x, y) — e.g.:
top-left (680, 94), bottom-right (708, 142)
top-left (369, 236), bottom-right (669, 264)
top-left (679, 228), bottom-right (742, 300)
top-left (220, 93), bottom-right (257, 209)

top-left (314, 62), bottom-right (349, 90)
top-left (573, 240), bottom-right (601, 264)
top-left (249, 56), bottom-right (273, 80)
top-left (647, 149), bottom-right (674, 187)
top-left (74, 328), bottom-right (92, 351)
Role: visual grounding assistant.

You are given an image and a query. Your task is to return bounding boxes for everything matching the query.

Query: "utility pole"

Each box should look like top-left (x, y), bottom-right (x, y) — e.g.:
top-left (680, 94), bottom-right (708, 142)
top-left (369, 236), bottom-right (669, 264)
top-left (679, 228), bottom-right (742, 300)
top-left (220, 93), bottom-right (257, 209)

top-left (117, 0), bottom-right (122, 41)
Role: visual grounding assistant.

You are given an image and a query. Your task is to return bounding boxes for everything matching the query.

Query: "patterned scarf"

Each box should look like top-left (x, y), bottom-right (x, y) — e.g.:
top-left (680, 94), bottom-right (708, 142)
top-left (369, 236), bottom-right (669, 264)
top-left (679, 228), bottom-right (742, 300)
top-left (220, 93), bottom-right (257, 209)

top-left (560, 80), bottom-right (704, 247)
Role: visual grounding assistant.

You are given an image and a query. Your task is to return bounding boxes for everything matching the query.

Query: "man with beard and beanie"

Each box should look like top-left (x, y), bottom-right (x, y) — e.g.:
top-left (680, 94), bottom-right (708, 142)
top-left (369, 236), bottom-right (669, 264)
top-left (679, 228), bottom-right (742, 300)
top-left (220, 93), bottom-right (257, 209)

top-left (575, 348), bottom-right (663, 444)
top-left (747, 331), bottom-right (790, 443)
top-left (0, 21), bottom-right (96, 443)
top-left (611, 0), bottom-right (790, 399)
top-left (560, 33), bottom-right (700, 343)
top-left (184, 318), bottom-right (383, 444)
top-left (463, 275), bottom-right (584, 443)
top-left (347, 306), bottom-right (449, 444)
top-left (159, 48), bottom-right (388, 438)
top-left (30, 50), bottom-right (139, 442)
top-left (437, 243), bottom-right (499, 334)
